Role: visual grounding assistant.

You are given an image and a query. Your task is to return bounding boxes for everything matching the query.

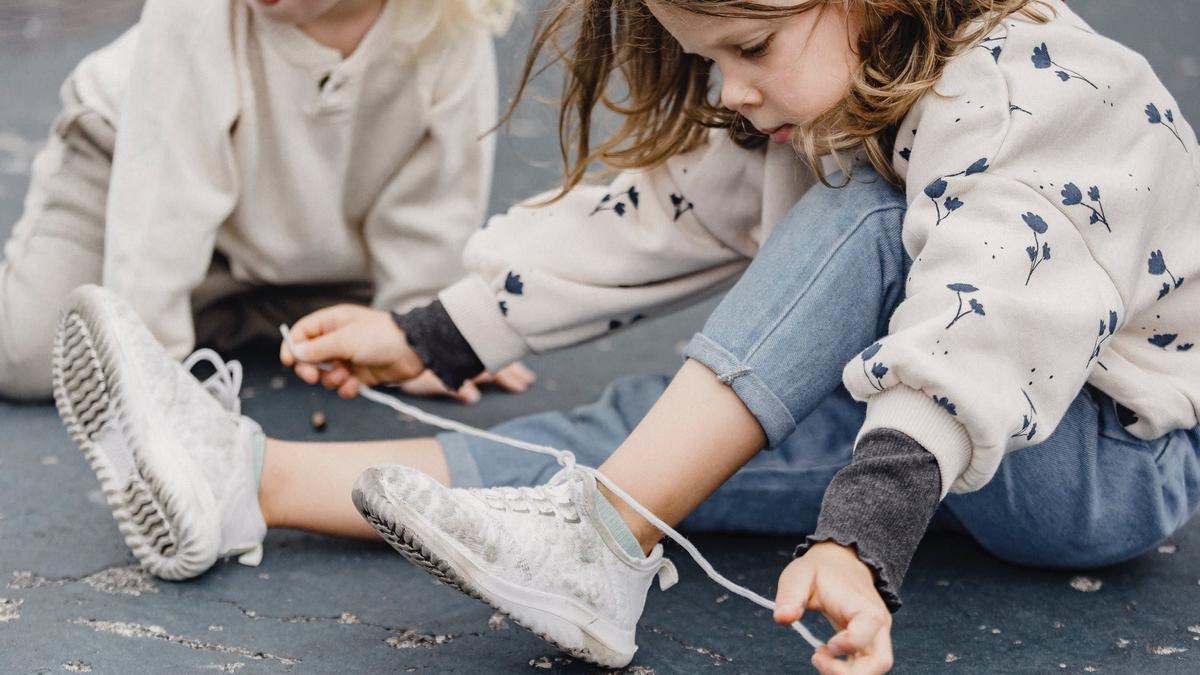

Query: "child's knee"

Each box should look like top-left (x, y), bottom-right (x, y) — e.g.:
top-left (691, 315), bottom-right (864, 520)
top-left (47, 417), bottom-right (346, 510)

top-left (966, 509), bottom-right (1169, 570)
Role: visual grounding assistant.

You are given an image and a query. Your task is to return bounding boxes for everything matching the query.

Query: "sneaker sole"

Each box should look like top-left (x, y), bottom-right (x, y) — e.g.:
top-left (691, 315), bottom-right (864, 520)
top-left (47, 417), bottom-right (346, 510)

top-left (52, 288), bottom-right (220, 580)
top-left (352, 474), bottom-right (635, 668)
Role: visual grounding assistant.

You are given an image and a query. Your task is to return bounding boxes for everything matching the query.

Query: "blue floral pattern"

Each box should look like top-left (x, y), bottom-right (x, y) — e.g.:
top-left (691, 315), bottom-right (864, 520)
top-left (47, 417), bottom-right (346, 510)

top-left (590, 185), bottom-right (639, 217)
top-left (925, 158), bottom-right (988, 226)
top-left (933, 395), bottom-right (958, 416)
top-left (1010, 389), bottom-right (1039, 441)
top-left (1145, 103), bottom-right (1188, 152)
top-left (977, 35), bottom-right (1005, 62)
top-left (1022, 212), bottom-right (1052, 285)
top-left (945, 283), bottom-right (986, 329)
top-left (1088, 310), bottom-right (1118, 368)
top-left (670, 193), bottom-right (694, 221)
top-left (504, 271), bottom-right (524, 295)
top-left (1148, 249), bottom-right (1185, 300)
top-left (1031, 42), bottom-right (1098, 89)
top-left (1149, 333), bottom-right (1178, 350)
top-left (859, 342), bottom-right (888, 391)
top-left (1060, 183), bottom-right (1110, 232)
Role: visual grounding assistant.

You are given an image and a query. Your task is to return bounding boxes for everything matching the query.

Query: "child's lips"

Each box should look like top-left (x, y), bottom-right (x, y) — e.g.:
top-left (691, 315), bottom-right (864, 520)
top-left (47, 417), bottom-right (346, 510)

top-left (257, 0), bottom-right (280, 6)
top-left (768, 124), bottom-right (795, 144)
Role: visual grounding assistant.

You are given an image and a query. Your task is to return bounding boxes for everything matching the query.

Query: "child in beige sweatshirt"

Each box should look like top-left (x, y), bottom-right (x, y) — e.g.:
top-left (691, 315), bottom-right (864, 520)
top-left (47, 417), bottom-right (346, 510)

top-left (0, 0), bottom-right (532, 402)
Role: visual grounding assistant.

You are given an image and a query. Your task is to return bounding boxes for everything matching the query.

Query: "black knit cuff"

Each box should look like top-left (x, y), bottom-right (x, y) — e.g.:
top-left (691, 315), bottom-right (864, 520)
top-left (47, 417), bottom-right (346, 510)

top-left (391, 301), bottom-right (485, 390)
top-left (793, 429), bottom-right (942, 613)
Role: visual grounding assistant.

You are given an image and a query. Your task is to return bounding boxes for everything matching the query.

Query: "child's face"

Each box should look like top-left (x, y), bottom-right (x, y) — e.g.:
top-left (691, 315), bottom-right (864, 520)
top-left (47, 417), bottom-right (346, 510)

top-left (647, 1), bottom-right (860, 144)
top-left (243, 0), bottom-right (356, 25)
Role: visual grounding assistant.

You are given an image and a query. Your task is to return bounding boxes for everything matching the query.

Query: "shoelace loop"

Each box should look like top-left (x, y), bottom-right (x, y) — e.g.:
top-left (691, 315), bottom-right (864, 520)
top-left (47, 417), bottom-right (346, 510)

top-left (279, 325), bottom-right (823, 650)
top-left (182, 348), bottom-right (244, 415)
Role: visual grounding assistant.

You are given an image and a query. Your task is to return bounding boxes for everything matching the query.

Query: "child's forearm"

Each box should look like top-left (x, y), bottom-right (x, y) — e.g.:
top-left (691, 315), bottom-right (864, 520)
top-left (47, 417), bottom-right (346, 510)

top-left (796, 429), bottom-right (942, 611)
top-left (391, 301), bottom-right (486, 388)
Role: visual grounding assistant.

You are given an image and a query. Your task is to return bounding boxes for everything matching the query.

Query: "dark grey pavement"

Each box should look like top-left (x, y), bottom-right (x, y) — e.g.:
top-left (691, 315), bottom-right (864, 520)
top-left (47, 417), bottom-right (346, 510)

top-left (2, 2), bottom-right (1200, 673)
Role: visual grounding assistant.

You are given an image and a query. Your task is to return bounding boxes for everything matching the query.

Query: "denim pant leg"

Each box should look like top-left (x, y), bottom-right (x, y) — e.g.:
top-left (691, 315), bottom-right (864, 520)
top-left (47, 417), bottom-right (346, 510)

top-left (944, 386), bottom-right (1200, 568)
top-left (438, 373), bottom-right (674, 488)
top-left (683, 167), bottom-right (909, 448)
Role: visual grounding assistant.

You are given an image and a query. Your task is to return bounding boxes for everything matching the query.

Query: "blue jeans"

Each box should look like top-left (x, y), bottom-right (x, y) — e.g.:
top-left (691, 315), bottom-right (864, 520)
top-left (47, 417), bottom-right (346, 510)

top-left (441, 168), bottom-right (1200, 570)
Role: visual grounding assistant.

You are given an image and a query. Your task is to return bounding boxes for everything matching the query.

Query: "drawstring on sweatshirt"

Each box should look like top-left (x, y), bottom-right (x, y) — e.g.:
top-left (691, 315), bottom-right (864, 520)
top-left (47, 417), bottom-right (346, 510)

top-left (279, 325), bottom-right (824, 650)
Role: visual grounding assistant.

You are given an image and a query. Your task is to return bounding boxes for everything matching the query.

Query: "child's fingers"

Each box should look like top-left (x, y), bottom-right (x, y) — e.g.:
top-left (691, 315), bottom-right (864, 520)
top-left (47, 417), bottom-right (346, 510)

top-left (291, 305), bottom-right (356, 341)
top-left (320, 365), bottom-right (350, 390)
top-left (280, 339), bottom-right (295, 367)
top-left (337, 376), bottom-right (361, 399)
top-left (452, 380), bottom-right (482, 405)
top-left (827, 608), bottom-right (889, 658)
top-left (773, 565), bottom-right (814, 625)
top-left (812, 646), bottom-right (851, 675)
top-left (508, 361), bottom-right (537, 383)
top-left (493, 368), bottom-right (531, 393)
top-left (292, 330), bottom-right (353, 365)
top-left (294, 362), bottom-right (321, 385)
top-left (399, 371), bottom-right (450, 397)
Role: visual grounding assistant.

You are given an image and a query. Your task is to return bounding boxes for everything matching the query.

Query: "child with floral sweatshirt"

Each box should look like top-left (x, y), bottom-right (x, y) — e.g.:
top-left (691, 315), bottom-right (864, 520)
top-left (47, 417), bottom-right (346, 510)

top-left (53, 0), bottom-right (1200, 672)
top-left (0, 0), bottom-right (532, 402)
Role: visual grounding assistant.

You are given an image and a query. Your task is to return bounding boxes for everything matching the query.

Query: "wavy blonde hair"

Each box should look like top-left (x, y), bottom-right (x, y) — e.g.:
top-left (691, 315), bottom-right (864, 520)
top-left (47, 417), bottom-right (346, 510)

top-left (504, 0), bottom-right (1049, 197)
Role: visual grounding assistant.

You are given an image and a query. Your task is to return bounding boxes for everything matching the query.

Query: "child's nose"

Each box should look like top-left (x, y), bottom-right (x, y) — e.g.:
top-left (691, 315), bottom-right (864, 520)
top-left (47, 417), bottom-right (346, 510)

top-left (719, 76), bottom-right (762, 113)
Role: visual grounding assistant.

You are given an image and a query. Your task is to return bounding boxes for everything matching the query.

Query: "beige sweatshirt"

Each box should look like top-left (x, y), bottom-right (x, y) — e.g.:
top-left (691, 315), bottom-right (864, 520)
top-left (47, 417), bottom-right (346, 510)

top-left (439, 0), bottom-right (1199, 496)
top-left (70, 0), bottom-right (497, 358)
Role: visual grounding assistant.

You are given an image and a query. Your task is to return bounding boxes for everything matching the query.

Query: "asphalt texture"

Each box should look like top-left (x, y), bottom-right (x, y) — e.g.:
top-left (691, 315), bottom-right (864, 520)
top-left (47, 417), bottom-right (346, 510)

top-left (2, 1), bottom-right (1199, 673)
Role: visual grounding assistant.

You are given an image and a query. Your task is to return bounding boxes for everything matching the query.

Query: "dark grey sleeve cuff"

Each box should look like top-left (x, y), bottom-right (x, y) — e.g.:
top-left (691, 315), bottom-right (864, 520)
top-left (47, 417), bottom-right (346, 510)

top-left (793, 429), bottom-right (941, 613)
top-left (391, 301), bottom-right (485, 390)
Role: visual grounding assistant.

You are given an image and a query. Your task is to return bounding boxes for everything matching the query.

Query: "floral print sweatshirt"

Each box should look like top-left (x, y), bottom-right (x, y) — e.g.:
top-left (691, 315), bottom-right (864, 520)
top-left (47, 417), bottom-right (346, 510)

top-left (436, 0), bottom-right (1199, 498)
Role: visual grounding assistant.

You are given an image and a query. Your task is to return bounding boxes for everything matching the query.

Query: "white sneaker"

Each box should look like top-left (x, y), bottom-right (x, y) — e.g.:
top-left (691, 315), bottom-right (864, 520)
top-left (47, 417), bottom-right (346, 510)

top-left (352, 464), bottom-right (678, 668)
top-left (52, 285), bottom-right (266, 580)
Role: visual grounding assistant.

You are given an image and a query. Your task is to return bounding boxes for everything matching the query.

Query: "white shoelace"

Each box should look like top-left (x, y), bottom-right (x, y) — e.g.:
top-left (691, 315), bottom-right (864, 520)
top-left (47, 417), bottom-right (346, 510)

top-left (279, 326), bottom-right (823, 650)
top-left (183, 348), bottom-right (244, 415)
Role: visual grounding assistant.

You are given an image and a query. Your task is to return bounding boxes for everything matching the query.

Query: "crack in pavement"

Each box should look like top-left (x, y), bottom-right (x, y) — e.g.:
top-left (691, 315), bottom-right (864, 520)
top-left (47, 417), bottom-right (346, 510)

top-left (9, 565), bottom-right (158, 596)
top-left (69, 618), bottom-right (300, 666)
top-left (642, 624), bottom-right (733, 665)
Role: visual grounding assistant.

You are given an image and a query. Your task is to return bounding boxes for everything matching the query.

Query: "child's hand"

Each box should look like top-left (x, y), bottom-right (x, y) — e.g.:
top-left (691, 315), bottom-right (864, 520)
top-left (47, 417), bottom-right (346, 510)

top-left (398, 362), bottom-right (538, 404)
top-left (774, 541), bottom-right (894, 674)
top-left (280, 305), bottom-right (425, 397)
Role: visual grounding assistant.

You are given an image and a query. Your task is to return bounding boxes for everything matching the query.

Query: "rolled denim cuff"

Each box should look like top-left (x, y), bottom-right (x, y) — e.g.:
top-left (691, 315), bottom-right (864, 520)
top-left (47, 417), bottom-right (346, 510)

top-left (683, 332), bottom-right (797, 448)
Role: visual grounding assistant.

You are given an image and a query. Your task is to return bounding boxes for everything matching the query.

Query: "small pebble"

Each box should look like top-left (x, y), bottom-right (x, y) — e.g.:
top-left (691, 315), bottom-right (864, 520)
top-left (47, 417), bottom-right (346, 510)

top-left (1116, 638), bottom-right (1131, 649)
top-left (1188, 625), bottom-right (1200, 635)
top-left (208, 625), bottom-right (223, 632)
top-left (311, 411), bottom-right (327, 431)
top-left (1070, 576), bottom-right (1102, 592)
top-left (1157, 543), bottom-right (1178, 554)
top-left (944, 653), bottom-right (959, 663)
top-left (990, 628), bottom-right (1002, 635)
top-left (258, 573), bottom-right (269, 580)
top-left (270, 375), bottom-right (287, 391)
top-left (715, 594), bottom-right (729, 604)
top-left (935, 579), bottom-right (951, 587)
top-left (1058, 664), bottom-right (1067, 670)
top-left (1084, 667), bottom-right (1097, 673)
top-left (240, 386), bottom-right (256, 400)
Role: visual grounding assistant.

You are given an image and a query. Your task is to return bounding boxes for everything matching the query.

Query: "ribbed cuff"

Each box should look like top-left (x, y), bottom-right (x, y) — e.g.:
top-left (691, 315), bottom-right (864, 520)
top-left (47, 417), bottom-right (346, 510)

top-left (437, 275), bottom-right (529, 372)
top-left (794, 429), bottom-right (942, 613)
top-left (391, 301), bottom-right (485, 390)
top-left (859, 385), bottom-right (972, 498)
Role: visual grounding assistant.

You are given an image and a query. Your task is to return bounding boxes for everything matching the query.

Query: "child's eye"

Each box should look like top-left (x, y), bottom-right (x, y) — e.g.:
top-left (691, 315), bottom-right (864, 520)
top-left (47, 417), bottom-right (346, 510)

top-left (739, 34), bottom-right (774, 59)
